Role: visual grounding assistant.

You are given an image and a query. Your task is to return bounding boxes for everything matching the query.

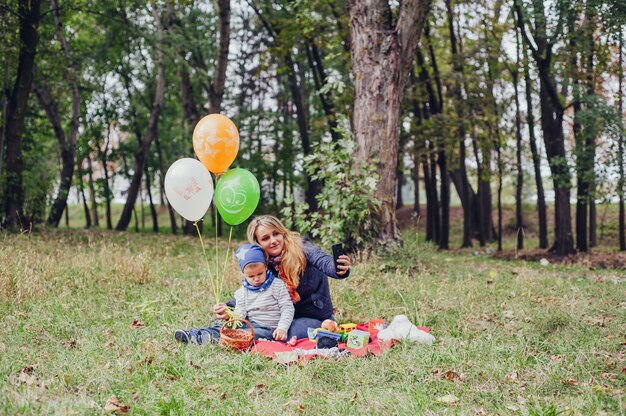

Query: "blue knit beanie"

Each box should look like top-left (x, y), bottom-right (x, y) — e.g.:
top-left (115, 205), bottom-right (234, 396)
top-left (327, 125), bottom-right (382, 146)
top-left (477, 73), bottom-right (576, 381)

top-left (235, 243), bottom-right (267, 272)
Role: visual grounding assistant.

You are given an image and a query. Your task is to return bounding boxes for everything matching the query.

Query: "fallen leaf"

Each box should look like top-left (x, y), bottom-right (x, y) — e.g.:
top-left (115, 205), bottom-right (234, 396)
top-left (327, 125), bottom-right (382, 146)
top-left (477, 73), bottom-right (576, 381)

top-left (131, 320), bottom-right (145, 329)
top-left (441, 370), bottom-right (463, 382)
top-left (247, 384), bottom-right (266, 396)
top-left (16, 371), bottom-right (36, 386)
top-left (474, 407), bottom-right (488, 415)
top-left (563, 379), bottom-right (578, 385)
top-left (601, 372), bottom-right (618, 379)
top-left (505, 372), bottom-right (519, 382)
top-left (350, 392), bottom-right (358, 404)
top-left (132, 392), bottom-right (141, 402)
top-left (22, 365), bottom-right (36, 374)
top-left (297, 404), bottom-right (305, 413)
top-left (437, 394), bottom-right (459, 405)
top-left (190, 361), bottom-right (200, 370)
top-left (104, 395), bottom-right (129, 414)
top-left (502, 310), bottom-right (515, 319)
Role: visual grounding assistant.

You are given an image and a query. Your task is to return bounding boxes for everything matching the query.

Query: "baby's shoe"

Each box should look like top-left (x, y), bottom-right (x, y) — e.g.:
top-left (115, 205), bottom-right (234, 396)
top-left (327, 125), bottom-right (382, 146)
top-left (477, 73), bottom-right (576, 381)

top-left (174, 329), bottom-right (192, 344)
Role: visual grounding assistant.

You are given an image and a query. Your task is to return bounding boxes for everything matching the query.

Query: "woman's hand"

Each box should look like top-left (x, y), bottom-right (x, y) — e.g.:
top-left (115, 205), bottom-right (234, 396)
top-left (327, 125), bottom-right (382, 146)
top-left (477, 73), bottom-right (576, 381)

top-left (336, 254), bottom-right (351, 276)
top-left (273, 328), bottom-right (288, 341)
top-left (213, 303), bottom-right (228, 320)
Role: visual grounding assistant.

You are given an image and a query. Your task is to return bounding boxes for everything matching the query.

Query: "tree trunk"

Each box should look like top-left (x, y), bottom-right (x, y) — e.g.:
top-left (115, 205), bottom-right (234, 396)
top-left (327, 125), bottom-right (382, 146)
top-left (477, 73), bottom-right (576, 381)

top-left (514, 30), bottom-right (524, 250)
top-left (423, 139), bottom-right (440, 243)
top-left (116, 3), bottom-right (167, 231)
top-left (412, 145), bottom-right (421, 217)
top-left (516, 1), bottom-right (575, 254)
top-left (39, 0), bottom-right (81, 228)
top-left (438, 149), bottom-right (451, 249)
top-left (0, 61), bottom-right (10, 179)
top-left (99, 150), bottom-right (112, 230)
top-left (470, 134), bottom-right (486, 246)
top-left (306, 40), bottom-right (340, 142)
top-left (523, 40), bottom-right (548, 248)
top-left (154, 130), bottom-right (177, 234)
top-left (78, 165), bottom-right (91, 228)
top-left (446, 0), bottom-right (472, 248)
top-left (179, 67), bottom-right (202, 236)
top-left (65, 197), bottom-right (69, 227)
top-left (145, 165), bottom-right (158, 233)
top-left (619, 30), bottom-right (625, 251)
top-left (87, 157), bottom-right (99, 227)
top-left (209, 0), bottom-right (231, 114)
top-left (396, 132), bottom-right (407, 209)
top-left (348, 0), bottom-right (432, 247)
top-left (3, 0), bottom-right (41, 230)
top-left (497, 139), bottom-right (503, 252)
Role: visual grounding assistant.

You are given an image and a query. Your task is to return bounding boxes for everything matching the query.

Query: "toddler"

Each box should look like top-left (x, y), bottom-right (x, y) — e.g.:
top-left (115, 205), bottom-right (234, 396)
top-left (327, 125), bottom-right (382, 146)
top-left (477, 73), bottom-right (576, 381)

top-left (175, 243), bottom-right (294, 344)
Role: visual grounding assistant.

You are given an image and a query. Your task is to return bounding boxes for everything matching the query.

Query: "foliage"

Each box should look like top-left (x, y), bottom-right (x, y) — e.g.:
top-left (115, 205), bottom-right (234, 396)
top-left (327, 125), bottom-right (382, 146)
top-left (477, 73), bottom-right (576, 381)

top-left (282, 118), bottom-right (380, 251)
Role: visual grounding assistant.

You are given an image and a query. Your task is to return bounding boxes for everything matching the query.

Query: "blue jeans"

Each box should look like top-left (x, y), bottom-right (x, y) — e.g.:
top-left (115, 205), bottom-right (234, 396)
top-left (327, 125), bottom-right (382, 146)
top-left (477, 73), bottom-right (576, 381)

top-left (188, 320), bottom-right (275, 343)
top-left (287, 317), bottom-right (323, 339)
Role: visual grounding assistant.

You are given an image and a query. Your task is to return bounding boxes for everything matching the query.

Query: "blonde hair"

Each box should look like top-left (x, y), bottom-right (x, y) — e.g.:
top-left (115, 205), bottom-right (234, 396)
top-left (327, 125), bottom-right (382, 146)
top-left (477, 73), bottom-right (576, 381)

top-left (247, 215), bottom-right (306, 287)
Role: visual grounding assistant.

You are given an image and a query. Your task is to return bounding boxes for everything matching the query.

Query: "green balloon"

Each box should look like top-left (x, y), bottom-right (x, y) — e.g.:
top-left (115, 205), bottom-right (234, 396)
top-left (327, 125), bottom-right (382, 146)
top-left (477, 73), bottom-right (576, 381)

top-left (215, 168), bottom-right (260, 225)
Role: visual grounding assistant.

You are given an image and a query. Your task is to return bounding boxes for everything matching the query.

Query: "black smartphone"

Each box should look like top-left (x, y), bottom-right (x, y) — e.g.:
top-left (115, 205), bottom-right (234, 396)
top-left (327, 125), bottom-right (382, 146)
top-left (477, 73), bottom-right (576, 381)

top-left (332, 243), bottom-right (345, 269)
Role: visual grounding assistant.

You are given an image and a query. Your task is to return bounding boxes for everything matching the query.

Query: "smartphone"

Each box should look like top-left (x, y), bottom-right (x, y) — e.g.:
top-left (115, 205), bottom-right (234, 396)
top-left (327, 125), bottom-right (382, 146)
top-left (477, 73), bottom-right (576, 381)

top-left (332, 243), bottom-right (345, 269)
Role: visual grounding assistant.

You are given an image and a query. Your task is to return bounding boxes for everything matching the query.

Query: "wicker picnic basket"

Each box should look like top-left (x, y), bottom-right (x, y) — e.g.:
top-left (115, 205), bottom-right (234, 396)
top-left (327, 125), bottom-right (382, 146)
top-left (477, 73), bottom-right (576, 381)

top-left (220, 319), bottom-right (255, 351)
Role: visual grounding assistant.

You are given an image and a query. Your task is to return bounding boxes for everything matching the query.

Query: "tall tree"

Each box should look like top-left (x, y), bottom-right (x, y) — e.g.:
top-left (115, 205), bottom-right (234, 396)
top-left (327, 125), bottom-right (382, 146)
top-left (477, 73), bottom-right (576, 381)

top-left (513, 24), bottom-right (524, 250)
top-left (34, 0), bottom-right (81, 227)
top-left (116, 3), bottom-right (167, 231)
top-left (619, 28), bottom-right (625, 251)
top-left (522, 38), bottom-right (548, 248)
top-left (348, 0), bottom-right (432, 246)
top-left (3, 0), bottom-right (41, 230)
top-left (516, 0), bottom-right (576, 254)
top-left (446, 0), bottom-right (472, 248)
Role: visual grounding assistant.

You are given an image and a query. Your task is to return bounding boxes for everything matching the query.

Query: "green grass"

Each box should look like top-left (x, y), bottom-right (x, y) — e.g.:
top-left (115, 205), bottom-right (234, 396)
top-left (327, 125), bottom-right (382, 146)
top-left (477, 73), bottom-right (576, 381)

top-left (0, 230), bottom-right (624, 415)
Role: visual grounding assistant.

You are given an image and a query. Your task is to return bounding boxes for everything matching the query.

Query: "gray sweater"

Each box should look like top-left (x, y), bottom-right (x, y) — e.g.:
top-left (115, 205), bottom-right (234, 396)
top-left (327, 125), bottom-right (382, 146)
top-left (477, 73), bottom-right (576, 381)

top-left (233, 278), bottom-right (295, 332)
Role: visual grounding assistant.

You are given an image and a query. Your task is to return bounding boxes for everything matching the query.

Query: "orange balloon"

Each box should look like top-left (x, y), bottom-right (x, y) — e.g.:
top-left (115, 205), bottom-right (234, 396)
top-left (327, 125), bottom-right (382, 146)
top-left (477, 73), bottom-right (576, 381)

top-left (193, 114), bottom-right (240, 174)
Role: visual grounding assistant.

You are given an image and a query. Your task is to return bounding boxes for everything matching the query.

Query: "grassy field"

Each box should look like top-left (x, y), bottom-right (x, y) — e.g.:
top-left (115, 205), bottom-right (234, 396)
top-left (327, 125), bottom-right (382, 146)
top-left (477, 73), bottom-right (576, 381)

top-left (0, 230), bottom-right (624, 415)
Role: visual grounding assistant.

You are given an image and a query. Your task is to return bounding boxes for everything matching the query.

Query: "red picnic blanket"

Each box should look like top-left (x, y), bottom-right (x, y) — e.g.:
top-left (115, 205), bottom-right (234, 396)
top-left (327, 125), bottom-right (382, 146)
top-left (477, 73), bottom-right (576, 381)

top-left (251, 323), bottom-right (430, 361)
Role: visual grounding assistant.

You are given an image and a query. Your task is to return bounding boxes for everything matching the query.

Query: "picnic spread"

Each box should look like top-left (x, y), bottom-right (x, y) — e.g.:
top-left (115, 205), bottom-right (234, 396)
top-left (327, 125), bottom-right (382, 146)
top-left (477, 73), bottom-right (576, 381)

top-left (247, 315), bottom-right (434, 363)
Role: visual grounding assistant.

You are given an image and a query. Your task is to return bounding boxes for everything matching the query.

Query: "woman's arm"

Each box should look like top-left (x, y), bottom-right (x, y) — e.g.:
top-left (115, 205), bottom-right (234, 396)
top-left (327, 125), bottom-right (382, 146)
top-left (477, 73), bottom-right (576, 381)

top-left (303, 240), bottom-right (350, 279)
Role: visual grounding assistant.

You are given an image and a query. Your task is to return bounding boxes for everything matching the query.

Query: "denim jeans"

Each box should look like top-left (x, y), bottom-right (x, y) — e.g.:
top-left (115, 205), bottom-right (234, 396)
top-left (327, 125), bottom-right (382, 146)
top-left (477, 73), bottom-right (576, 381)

top-left (188, 320), bottom-right (275, 343)
top-left (287, 317), bottom-right (323, 339)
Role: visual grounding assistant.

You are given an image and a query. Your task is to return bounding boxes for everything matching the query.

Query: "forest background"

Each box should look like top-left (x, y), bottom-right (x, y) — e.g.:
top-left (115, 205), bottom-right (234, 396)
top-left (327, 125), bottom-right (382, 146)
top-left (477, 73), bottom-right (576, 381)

top-left (1, 0), bottom-right (626, 258)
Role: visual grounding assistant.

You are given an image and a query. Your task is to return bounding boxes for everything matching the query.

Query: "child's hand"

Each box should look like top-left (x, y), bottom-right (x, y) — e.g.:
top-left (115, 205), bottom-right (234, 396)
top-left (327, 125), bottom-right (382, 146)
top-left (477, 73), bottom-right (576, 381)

top-left (213, 303), bottom-right (228, 320)
top-left (273, 328), bottom-right (288, 341)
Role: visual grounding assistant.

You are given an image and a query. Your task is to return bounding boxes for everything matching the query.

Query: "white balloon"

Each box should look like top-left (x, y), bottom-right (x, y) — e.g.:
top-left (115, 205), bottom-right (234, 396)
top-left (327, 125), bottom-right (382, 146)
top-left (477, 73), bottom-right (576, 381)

top-left (164, 158), bottom-right (214, 221)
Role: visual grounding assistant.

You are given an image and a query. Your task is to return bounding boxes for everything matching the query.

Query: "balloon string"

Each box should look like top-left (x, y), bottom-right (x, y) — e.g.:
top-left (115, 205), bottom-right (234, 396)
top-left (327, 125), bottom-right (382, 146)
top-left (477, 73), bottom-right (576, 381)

top-left (194, 220), bottom-right (219, 303)
top-left (220, 226), bottom-right (234, 300)
top-left (214, 201), bottom-right (219, 298)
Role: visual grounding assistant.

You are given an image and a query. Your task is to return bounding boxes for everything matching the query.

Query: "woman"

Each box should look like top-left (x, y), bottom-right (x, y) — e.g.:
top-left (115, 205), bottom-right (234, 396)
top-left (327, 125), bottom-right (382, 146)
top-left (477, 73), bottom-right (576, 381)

top-left (215, 215), bottom-right (351, 339)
